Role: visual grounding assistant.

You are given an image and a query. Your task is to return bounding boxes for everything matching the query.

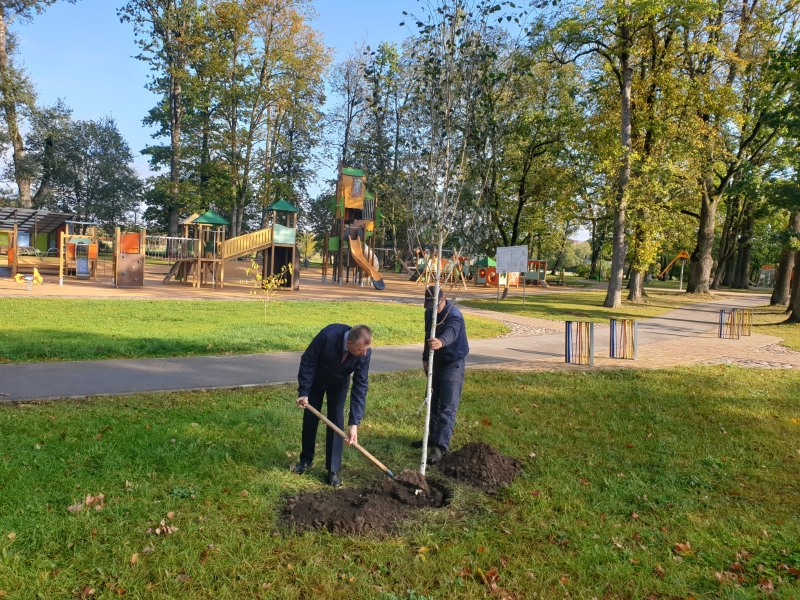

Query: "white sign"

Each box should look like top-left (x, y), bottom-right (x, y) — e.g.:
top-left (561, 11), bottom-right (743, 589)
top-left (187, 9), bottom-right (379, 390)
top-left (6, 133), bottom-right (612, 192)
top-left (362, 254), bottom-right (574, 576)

top-left (496, 245), bottom-right (528, 273)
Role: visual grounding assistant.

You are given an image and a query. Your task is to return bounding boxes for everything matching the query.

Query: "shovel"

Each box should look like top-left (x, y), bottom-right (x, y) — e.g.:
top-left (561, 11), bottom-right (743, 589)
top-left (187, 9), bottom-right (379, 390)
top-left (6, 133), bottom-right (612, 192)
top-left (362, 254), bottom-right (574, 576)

top-left (303, 404), bottom-right (396, 479)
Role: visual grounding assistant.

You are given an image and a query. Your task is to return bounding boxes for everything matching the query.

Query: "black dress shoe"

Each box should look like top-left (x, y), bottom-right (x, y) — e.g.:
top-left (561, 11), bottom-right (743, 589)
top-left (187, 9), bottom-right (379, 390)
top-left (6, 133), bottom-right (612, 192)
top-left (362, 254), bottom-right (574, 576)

top-left (294, 461), bottom-right (311, 475)
top-left (426, 446), bottom-right (445, 465)
top-left (327, 471), bottom-right (342, 488)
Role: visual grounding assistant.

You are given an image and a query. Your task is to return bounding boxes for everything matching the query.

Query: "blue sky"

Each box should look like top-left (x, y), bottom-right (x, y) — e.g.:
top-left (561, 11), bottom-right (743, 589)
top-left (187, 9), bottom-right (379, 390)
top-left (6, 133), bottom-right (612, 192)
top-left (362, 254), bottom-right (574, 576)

top-left (16, 0), bottom-right (418, 178)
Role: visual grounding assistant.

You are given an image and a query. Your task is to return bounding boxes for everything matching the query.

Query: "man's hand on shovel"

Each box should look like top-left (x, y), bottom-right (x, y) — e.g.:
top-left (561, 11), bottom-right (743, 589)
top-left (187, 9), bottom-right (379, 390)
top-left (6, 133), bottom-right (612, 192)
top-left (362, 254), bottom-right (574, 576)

top-left (346, 425), bottom-right (357, 446)
top-left (296, 397), bottom-right (357, 446)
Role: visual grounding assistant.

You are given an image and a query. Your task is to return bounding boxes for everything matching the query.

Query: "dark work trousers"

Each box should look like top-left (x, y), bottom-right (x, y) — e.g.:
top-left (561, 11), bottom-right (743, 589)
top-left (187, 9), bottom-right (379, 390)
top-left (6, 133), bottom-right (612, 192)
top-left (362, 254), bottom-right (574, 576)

top-left (300, 380), bottom-right (349, 472)
top-left (429, 358), bottom-right (465, 450)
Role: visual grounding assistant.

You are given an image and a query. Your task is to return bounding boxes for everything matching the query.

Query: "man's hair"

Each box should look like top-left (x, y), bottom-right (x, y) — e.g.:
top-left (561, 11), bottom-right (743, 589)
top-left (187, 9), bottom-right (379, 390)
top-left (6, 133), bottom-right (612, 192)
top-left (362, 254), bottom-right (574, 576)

top-left (348, 325), bottom-right (373, 345)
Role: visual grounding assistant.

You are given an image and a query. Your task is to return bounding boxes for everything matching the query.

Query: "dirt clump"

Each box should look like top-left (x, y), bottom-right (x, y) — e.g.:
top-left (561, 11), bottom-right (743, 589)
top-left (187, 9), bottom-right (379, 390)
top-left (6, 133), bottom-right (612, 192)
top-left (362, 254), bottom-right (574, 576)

top-left (437, 442), bottom-right (521, 493)
top-left (281, 476), bottom-right (443, 535)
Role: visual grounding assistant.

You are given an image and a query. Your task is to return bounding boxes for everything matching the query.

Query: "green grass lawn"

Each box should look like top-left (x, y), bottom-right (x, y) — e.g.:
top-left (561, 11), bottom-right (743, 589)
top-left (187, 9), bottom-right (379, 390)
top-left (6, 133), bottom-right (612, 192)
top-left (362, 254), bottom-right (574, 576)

top-left (752, 305), bottom-right (800, 351)
top-left (1, 368), bottom-right (799, 599)
top-left (0, 299), bottom-right (507, 364)
top-left (462, 290), bottom-right (702, 322)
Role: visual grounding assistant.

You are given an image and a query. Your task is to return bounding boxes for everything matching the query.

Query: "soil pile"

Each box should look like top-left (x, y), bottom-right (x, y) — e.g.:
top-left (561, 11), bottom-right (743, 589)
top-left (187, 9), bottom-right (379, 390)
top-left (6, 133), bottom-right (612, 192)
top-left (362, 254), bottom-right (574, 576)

top-left (281, 473), bottom-right (443, 535)
top-left (437, 442), bottom-right (521, 493)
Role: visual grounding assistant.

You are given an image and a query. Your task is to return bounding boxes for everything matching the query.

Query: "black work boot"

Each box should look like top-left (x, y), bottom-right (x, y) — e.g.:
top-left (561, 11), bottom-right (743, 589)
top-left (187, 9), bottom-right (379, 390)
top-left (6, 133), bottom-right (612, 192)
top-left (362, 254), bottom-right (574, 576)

top-left (410, 439), bottom-right (435, 449)
top-left (293, 461), bottom-right (311, 475)
top-left (327, 471), bottom-right (342, 488)
top-left (426, 446), bottom-right (445, 465)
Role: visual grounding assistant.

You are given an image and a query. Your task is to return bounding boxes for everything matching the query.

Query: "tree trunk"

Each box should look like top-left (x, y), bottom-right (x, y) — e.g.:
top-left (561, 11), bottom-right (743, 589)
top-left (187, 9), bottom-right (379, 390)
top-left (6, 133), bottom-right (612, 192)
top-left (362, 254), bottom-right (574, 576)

top-left (687, 185), bottom-right (718, 294)
top-left (168, 70), bottom-right (183, 236)
top-left (722, 252), bottom-right (736, 287)
top-left (0, 13), bottom-right (32, 207)
top-left (732, 204), bottom-right (754, 289)
top-left (711, 196), bottom-right (739, 289)
top-left (627, 269), bottom-right (647, 302)
top-left (787, 251), bottom-right (800, 322)
top-left (771, 212), bottom-right (800, 305)
top-left (603, 9), bottom-right (632, 309)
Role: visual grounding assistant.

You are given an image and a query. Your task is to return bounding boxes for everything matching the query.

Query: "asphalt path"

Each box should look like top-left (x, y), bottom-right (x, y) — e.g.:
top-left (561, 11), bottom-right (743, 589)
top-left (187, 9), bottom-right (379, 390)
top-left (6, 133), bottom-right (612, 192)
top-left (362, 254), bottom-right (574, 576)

top-left (0, 294), bottom-right (768, 402)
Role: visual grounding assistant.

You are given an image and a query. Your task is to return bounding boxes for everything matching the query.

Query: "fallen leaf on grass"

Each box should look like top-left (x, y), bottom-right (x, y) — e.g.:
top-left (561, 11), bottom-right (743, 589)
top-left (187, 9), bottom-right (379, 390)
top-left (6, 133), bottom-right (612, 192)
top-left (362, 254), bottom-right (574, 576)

top-left (758, 579), bottom-right (774, 593)
top-left (477, 546), bottom-right (486, 554)
top-left (166, 512), bottom-right (175, 519)
top-left (458, 566), bottom-right (471, 577)
top-left (625, 443), bottom-right (634, 448)
top-left (674, 542), bottom-right (692, 556)
top-left (655, 565), bottom-right (665, 578)
top-left (631, 512), bottom-right (639, 519)
top-left (130, 553), bottom-right (138, 567)
top-left (48, 415), bottom-right (56, 422)
top-left (0, 590), bottom-right (6, 596)
top-left (629, 558), bottom-right (640, 565)
top-left (67, 493), bottom-right (105, 514)
top-left (481, 418), bottom-right (492, 427)
top-left (6, 533), bottom-right (15, 541)
top-left (149, 519), bottom-right (177, 536)
top-left (175, 573), bottom-right (191, 583)
top-left (80, 585), bottom-right (95, 598)
top-left (239, 490), bottom-right (249, 497)
top-left (199, 549), bottom-right (208, 564)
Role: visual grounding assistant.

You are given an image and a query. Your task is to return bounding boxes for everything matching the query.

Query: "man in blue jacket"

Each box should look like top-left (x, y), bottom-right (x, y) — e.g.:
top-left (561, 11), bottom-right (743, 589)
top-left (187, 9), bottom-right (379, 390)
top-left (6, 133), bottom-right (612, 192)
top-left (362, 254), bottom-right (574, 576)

top-left (295, 324), bottom-right (372, 487)
top-left (415, 286), bottom-right (470, 464)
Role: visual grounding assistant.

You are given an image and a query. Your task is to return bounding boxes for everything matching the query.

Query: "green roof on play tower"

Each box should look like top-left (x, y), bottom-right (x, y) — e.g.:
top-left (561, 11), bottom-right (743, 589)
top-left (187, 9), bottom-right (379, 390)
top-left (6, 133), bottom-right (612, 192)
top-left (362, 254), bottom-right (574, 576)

top-left (341, 167), bottom-right (366, 177)
top-left (474, 256), bottom-right (496, 267)
top-left (266, 198), bottom-right (298, 213)
top-left (194, 210), bottom-right (230, 225)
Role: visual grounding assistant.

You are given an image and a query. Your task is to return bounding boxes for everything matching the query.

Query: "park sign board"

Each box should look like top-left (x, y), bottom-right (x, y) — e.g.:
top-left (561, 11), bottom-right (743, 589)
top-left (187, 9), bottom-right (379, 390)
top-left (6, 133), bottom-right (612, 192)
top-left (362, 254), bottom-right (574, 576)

top-left (496, 245), bottom-right (528, 273)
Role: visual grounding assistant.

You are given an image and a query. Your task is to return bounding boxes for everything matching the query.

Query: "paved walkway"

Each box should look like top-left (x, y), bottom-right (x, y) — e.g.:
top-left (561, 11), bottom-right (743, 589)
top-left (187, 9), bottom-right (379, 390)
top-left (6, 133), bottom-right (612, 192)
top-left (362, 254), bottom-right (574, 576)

top-left (2, 292), bottom-right (793, 403)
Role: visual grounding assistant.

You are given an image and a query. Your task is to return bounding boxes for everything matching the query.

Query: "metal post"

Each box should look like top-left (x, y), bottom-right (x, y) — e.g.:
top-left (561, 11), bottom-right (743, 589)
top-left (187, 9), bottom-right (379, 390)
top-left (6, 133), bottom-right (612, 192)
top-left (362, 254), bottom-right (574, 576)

top-left (679, 259), bottom-right (685, 291)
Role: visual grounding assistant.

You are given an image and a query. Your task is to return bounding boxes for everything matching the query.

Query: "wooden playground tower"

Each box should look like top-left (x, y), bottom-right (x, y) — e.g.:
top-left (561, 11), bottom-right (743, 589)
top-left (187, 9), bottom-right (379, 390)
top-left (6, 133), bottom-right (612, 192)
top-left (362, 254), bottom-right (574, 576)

top-left (112, 204), bottom-right (300, 290)
top-left (58, 221), bottom-right (100, 283)
top-left (323, 167), bottom-right (384, 290)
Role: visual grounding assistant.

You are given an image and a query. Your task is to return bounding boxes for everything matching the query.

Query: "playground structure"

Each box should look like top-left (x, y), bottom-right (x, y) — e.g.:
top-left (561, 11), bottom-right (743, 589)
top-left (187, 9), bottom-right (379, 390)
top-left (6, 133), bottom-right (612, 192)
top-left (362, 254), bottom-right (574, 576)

top-left (413, 249), bottom-right (469, 289)
top-left (659, 249), bottom-right (691, 290)
top-left (0, 208), bottom-right (75, 278)
top-left (323, 167), bottom-right (384, 290)
top-left (525, 260), bottom-right (548, 285)
top-left (109, 203), bottom-right (299, 290)
top-left (59, 221), bottom-right (100, 283)
top-left (114, 228), bottom-right (146, 288)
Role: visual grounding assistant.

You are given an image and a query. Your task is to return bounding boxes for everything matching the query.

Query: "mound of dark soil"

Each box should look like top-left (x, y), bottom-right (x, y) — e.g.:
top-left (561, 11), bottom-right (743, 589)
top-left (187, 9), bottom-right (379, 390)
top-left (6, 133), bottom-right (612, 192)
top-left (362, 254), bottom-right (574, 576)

top-left (280, 471), bottom-right (444, 535)
top-left (437, 442), bottom-right (521, 493)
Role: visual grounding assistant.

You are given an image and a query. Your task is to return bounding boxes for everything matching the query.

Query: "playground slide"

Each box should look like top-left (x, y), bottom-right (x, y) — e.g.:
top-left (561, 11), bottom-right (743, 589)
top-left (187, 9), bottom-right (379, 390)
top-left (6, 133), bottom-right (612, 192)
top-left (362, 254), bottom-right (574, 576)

top-left (76, 257), bottom-right (90, 280)
top-left (348, 233), bottom-right (385, 290)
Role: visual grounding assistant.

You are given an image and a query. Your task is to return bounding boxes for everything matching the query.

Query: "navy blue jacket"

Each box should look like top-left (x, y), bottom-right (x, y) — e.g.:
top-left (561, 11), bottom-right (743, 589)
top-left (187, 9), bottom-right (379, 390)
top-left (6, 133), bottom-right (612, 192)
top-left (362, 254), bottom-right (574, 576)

top-left (423, 301), bottom-right (470, 365)
top-left (297, 324), bottom-right (371, 426)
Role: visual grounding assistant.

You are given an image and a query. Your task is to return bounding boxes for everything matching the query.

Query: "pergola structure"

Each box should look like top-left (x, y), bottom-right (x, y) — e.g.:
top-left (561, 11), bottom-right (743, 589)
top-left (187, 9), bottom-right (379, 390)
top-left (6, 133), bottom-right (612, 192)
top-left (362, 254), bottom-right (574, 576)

top-left (0, 208), bottom-right (75, 276)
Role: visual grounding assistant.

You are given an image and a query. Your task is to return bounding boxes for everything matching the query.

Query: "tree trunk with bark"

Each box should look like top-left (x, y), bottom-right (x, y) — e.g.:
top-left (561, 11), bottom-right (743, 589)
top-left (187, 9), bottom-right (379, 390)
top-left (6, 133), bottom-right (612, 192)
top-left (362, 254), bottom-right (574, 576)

top-left (168, 70), bottom-right (183, 235)
top-left (603, 8), bottom-right (633, 309)
top-left (787, 251), bottom-right (800, 322)
top-left (0, 12), bottom-right (32, 207)
top-left (732, 203), bottom-right (754, 289)
top-left (687, 184), bottom-right (718, 294)
top-left (771, 212), bottom-right (800, 305)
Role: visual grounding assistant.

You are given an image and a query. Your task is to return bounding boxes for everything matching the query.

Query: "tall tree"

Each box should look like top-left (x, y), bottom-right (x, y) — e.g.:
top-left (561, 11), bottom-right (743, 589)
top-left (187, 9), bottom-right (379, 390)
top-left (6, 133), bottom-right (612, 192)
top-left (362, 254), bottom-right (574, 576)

top-left (0, 0), bottom-right (77, 207)
top-left (119, 0), bottom-right (201, 235)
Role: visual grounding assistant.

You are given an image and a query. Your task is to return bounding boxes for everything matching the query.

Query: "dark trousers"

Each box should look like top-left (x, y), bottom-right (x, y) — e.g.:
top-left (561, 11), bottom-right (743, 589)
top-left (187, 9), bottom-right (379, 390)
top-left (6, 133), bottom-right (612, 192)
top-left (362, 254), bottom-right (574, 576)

top-left (300, 380), bottom-right (349, 472)
top-left (429, 359), bottom-right (465, 450)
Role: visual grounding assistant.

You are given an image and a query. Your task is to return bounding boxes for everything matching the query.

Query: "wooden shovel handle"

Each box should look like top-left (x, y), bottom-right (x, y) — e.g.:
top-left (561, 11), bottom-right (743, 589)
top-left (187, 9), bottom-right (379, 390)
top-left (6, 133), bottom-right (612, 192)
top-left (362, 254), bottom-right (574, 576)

top-left (303, 403), bottom-right (394, 477)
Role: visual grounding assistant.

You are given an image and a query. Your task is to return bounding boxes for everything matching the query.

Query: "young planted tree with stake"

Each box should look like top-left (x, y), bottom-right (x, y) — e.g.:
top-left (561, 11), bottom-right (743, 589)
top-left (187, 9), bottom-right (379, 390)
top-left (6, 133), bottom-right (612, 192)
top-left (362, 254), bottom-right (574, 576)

top-left (403, 0), bottom-right (517, 473)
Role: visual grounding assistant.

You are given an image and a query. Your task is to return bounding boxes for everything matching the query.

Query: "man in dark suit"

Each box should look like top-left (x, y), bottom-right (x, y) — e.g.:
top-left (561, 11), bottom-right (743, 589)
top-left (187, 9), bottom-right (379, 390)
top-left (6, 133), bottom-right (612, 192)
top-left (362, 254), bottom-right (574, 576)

top-left (295, 324), bottom-right (372, 487)
top-left (415, 286), bottom-right (469, 464)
